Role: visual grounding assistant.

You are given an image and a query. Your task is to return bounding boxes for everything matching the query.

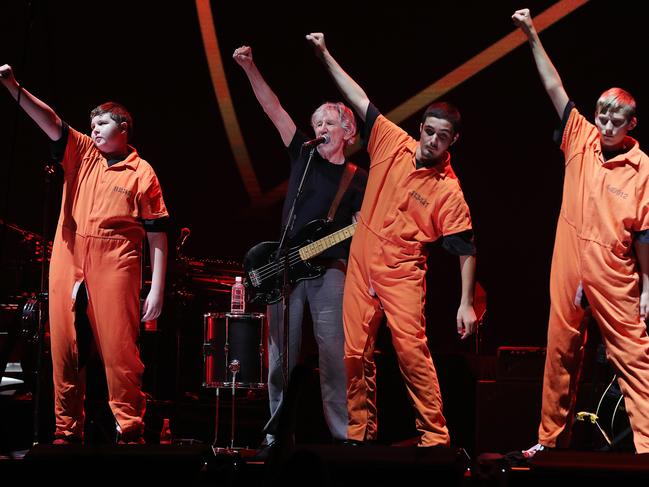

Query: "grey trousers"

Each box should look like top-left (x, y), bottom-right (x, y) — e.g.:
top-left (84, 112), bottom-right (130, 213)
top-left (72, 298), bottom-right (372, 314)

top-left (264, 260), bottom-right (348, 442)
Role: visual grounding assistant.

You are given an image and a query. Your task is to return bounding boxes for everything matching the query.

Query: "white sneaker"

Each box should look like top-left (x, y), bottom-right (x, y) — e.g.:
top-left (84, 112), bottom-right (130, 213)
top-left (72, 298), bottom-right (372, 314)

top-left (522, 443), bottom-right (547, 459)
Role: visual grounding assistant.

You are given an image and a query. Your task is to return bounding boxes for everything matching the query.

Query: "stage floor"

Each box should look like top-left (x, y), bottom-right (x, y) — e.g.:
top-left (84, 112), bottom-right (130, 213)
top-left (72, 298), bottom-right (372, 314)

top-left (2, 444), bottom-right (649, 487)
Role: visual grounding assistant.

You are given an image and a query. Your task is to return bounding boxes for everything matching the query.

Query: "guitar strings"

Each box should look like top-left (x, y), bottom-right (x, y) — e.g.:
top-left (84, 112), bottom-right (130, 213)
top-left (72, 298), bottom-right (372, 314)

top-left (250, 225), bottom-right (355, 283)
top-left (251, 249), bottom-right (304, 282)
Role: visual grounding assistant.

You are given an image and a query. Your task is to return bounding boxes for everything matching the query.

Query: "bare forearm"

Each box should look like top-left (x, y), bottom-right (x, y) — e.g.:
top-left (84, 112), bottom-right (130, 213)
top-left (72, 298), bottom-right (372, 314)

top-left (459, 254), bottom-right (476, 307)
top-left (525, 29), bottom-right (568, 117)
top-left (240, 63), bottom-right (295, 145)
top-left (3, 81), bottom-right (62, 141)
top-left (319, 50), bottom-right (369, 121)
top-left (242, 64), bottom-right (283, 119)
top-left (147, 232), bottom-right (168, 296)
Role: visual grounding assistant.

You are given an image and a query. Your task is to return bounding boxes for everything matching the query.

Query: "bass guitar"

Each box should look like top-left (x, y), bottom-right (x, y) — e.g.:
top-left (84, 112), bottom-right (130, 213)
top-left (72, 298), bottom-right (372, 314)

top-left (243, 220), bottom-right (357, 304)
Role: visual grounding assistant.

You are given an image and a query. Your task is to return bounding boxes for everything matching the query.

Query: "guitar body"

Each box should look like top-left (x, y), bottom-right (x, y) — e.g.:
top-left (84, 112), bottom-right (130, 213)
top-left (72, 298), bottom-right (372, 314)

top-left (244, 220), bottom-right (337, 304)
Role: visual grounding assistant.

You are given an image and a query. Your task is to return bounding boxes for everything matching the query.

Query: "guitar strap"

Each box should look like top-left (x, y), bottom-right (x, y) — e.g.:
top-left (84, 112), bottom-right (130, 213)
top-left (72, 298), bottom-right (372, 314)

top-left (326, 162), bottom-right (358, 223)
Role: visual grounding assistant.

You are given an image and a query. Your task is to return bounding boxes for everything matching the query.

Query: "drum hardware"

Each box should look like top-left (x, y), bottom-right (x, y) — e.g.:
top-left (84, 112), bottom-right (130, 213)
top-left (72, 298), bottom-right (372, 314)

top-left (227, 360), bottom-right (240, 449)
top-left (0, 218), bottom-right (53, 264)
top-left (21, 292), bottom-right (48, 344)
top-left (203, 312), bottom-right (267, 453)
top-left (29, 162), bottom-right (56, 445)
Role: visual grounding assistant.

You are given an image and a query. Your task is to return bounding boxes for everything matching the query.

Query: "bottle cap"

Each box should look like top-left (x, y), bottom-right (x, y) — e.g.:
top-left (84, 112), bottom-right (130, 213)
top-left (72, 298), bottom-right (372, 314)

top-left (235, 276), bottom-right (242, 282)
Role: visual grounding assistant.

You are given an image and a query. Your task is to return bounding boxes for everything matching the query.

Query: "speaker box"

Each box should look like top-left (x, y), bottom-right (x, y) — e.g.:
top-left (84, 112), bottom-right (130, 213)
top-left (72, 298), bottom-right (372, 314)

top-left (496, 346), bottom-right (546, 382)
top-left (475, 379), bottom-right (543, 454)
top-left (22, 444), bottom-right (211, 486)
top-left (265, 444), bottom-right (468, 487)
top-left (528, 450), bottom-right (649, 482)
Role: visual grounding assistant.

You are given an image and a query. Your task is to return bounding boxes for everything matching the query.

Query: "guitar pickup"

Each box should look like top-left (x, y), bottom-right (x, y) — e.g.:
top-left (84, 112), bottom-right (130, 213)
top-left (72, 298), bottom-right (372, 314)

top-left (249, 271), bottom-right (261, 287)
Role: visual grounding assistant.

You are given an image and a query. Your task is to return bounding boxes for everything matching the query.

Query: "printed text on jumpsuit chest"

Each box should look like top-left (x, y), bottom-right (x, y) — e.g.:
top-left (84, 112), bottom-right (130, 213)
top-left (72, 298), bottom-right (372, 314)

top-left (381, 171), bottom-right (444, 242)
top-left (72, 163), bottom-right (140, 231)
top-left (567, 156), bottom-right (639, 245)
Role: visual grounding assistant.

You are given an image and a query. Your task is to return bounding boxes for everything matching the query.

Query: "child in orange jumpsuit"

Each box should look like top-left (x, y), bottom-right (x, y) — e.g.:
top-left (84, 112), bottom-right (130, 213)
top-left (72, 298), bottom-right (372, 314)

top-left (307, 34), bottom-right (478, 447)
top-left (1, 65), bottom-right (169, 444)
top-left (513, 9), bottom-right (649, 456)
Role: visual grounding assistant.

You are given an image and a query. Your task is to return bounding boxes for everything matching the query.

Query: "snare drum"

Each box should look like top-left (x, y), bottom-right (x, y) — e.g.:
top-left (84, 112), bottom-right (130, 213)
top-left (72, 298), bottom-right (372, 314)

top-left (203, 312), bottom-right (267, 389)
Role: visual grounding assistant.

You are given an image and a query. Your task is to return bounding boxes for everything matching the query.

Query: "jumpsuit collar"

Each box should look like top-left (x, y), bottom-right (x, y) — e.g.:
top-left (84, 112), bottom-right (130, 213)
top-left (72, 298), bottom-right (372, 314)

top-left (597, 136), bottom-right (642, 169)
top-left (414, 149), bottom-right (452, 179)
top-left (104, 146), bottom-right (140, 170)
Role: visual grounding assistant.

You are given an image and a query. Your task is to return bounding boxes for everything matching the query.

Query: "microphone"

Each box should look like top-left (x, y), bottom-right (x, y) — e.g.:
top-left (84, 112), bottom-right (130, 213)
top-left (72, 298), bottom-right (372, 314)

top-left (302, 134), bottom-right (330, 148)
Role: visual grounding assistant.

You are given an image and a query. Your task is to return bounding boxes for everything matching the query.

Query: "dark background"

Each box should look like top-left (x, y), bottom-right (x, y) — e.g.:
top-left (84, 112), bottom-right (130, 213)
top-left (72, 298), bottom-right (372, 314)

top-left (1, 0), bottom-right (646, 450)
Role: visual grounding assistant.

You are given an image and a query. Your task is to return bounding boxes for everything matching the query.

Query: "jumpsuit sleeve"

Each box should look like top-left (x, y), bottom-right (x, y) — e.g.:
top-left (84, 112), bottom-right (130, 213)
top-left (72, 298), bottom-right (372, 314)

top-left (138, 167), bottom-right (169, 221)
top-left (436, 187), bottom-right (473, 240)
top-left (52, 124), bottom-right (95, 174)
top-left (558, 102), bottom-right (596, 165)
top-left (366, 107), bottom-right (414, 169)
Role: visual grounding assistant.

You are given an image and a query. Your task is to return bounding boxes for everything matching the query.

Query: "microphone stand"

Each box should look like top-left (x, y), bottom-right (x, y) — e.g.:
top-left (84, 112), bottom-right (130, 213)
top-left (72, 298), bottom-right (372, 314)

top-left (273, 147), bottom-right (316, 444)
top-left (33, 161), bottom-right (55, 445)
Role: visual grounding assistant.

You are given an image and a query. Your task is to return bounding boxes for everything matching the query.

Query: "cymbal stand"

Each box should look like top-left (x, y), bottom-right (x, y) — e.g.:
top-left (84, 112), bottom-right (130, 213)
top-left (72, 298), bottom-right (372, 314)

top-left (32, 162), bottom-right (56, 445)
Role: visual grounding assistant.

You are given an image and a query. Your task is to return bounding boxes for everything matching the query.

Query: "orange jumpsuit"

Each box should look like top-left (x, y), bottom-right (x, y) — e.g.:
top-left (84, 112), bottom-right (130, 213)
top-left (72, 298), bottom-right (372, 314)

top-left (49, 126), bottom-right (168, 440)
top-left (344, 112), bottom-right (473, 446)
top-left (539, 105), bottom-right (649, 453)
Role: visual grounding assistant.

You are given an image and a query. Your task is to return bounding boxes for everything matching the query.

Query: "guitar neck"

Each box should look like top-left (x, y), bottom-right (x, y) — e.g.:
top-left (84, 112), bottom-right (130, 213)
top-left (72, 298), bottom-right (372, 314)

top-left (298, 223), bottom-right (357, 261)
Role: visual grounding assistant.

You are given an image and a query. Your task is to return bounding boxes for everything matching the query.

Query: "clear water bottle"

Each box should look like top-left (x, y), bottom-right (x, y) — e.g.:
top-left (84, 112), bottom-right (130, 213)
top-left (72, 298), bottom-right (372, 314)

top-left (231, 276), bottom-right (245, 314)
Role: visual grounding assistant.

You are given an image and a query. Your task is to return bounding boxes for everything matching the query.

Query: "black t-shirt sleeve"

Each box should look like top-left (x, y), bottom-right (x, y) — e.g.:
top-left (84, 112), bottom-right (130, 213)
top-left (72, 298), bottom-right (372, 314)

top-left (441, 230), bottom-right (476, 256)
top-left (143, 216), bottom-right (170, 233)
top-left (287, 131), bottom-right (306, 160)
top-left (50, 122), bottom-right (70, 163)
top-left (553, 101), bottom-right (576, 145)
top-left (288, 130), bottom-right (317, 165)
top-left (361, 103), bottom-right (380, 148)
top-left (636, 229), bottom-right (649, 244)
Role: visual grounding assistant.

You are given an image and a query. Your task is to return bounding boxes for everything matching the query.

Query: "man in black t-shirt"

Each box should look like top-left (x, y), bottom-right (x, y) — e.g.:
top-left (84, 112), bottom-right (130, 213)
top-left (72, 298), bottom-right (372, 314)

top-left (233, 46), bottom-right (367, 449)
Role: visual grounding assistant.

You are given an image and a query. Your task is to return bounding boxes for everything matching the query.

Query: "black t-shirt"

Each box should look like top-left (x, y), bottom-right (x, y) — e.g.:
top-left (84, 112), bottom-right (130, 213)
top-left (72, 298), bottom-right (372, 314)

top-left (281, 130), bottom-right (367, 260)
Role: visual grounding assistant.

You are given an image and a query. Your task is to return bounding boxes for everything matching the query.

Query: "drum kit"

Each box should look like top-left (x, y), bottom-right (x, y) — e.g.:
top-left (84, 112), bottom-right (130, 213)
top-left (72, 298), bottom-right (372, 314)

top-left (0, 219), bottom-right (50, 395)
top-left (171, 233), bottom-right (269, 452)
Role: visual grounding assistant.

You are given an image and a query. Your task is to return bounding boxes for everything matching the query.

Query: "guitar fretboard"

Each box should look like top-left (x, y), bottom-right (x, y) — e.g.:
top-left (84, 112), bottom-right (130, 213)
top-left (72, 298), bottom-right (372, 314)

top-left (299, 223), bottom-right (357, 261)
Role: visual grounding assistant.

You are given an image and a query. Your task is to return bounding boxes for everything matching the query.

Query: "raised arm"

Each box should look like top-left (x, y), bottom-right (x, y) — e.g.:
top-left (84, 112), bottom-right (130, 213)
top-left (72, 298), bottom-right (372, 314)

top-left (512, 9), bottom-right (569, 118)
top-left (0, 64), bottom-right (63, 141)
top-left (232, 46), bottom-right (296, 147)
top-left (306, 33), bottom-right (370, 122)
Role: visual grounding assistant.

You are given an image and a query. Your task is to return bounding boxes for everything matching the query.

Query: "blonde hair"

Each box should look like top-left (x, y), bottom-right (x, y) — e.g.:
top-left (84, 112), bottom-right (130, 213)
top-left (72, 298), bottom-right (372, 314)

top-left (311, 102), bottom-right (357, 145)
top-left (596, 87), bottom-right (636, 121)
